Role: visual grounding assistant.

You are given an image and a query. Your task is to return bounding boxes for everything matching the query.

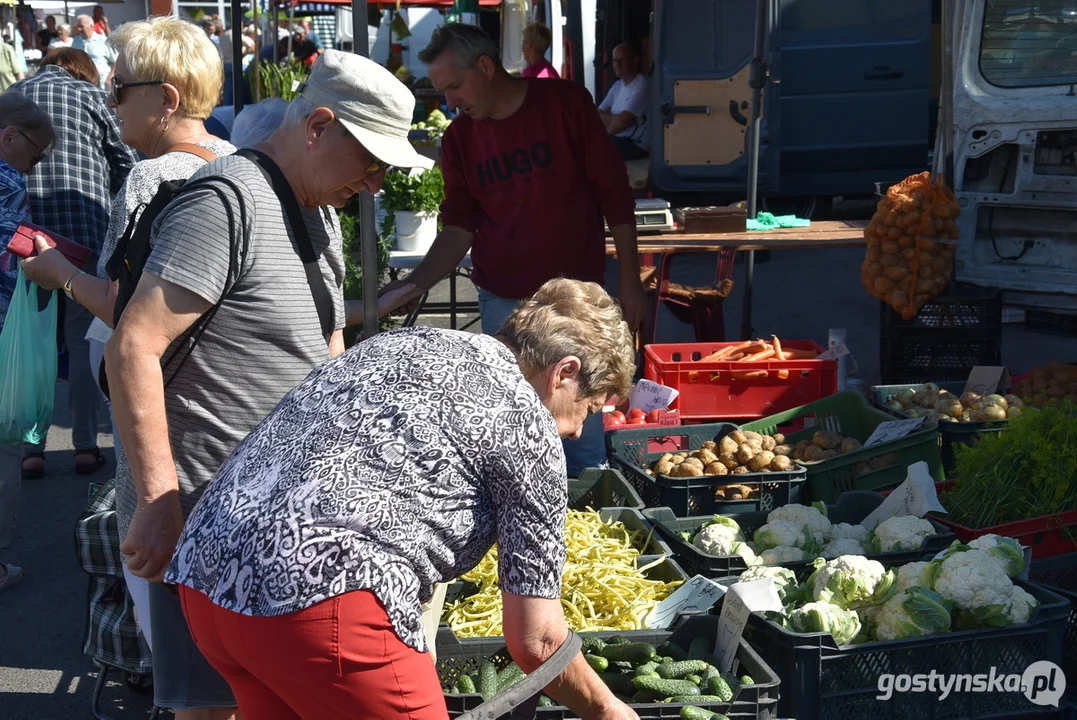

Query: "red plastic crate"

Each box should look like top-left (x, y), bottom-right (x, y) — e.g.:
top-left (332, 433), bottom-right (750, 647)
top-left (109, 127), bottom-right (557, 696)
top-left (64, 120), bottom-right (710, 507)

top-left (602, 407), bottom-right (681, 434)
top-left (906, 482), bottom-right (1077, 560)
top-left (643, 340), bottom-right (838, 421)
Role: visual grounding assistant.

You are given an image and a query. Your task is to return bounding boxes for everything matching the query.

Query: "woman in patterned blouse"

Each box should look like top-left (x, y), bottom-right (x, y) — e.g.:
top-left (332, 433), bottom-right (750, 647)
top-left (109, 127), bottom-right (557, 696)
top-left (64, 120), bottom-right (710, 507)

top-left (165, 278), bottom-right (641, 720)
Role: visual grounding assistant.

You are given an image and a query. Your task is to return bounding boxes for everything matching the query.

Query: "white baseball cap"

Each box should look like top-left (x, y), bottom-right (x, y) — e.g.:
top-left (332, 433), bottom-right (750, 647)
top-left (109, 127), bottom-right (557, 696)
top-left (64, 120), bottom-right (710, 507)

top-left (297, 50), bottom-right (433, 170)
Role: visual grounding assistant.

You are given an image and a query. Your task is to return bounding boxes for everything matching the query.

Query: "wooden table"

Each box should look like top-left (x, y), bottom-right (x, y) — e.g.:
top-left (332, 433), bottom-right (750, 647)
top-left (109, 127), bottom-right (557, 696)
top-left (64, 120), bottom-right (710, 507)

top-left (605, 220), bottom-right (868, 256)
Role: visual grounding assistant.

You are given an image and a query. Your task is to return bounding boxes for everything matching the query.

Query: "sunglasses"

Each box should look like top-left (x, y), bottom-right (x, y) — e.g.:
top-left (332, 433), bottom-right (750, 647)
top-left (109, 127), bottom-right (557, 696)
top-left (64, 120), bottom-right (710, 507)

top-left (109, 77), bottom-right (168, 106)
top-left (365, 158), bottom-right (396, 176)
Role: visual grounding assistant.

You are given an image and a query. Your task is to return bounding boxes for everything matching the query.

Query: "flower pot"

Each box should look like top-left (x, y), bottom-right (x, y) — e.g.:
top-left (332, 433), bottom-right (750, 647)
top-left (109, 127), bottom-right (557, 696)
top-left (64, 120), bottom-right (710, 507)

top-left (394, 210), bottom-right (438, 253)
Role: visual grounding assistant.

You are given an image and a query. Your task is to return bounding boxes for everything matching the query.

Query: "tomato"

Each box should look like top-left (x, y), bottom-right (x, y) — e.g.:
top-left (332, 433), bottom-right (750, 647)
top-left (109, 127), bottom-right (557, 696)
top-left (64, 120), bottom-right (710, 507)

top-left (609, 410), bottom-right (626, 424)
top-left (628, 416), bottom-right (647, 425)
top-left (646, 409), bottom-right (662, 424)
top-left (627, 407), bottom-right (646, 421)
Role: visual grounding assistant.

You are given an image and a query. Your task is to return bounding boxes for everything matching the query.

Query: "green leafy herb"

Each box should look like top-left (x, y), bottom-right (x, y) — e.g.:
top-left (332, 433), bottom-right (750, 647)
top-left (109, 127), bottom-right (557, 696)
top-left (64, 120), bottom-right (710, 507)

top-left (378, 168), bottom-right (445, 239)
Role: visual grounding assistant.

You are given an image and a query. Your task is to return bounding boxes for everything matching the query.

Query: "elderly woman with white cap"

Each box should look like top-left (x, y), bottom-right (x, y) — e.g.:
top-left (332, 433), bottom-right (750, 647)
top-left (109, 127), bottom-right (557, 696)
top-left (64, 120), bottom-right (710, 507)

top-left (64, 50), bottom-right (431, 720)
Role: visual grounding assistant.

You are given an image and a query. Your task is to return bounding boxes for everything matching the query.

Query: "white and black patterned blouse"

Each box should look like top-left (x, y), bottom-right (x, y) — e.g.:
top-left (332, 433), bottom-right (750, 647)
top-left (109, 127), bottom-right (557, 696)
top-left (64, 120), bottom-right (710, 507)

top-left (165, 327), bottom-right (568, 652)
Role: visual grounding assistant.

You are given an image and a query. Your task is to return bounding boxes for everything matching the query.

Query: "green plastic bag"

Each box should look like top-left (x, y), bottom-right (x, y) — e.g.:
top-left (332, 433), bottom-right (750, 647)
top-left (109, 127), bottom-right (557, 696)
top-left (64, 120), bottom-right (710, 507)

top-left (0, 266), bottom-right (57, 445)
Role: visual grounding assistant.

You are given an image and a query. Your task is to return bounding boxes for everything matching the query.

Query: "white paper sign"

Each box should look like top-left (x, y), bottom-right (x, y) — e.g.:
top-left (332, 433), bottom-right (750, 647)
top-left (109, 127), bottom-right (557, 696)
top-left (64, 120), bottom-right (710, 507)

top-left (713, 580), bottom-right (783, 673)
top-left (646, 575), bottom-right (726, 629)
top-left (863, 416), bottom-right (928, 448)
top-left (860, 461), bottom-right (948, 531)
top-left (629, 379), bottom-right (680, 413)
top-left (817, 343), bottom-right (851, 361)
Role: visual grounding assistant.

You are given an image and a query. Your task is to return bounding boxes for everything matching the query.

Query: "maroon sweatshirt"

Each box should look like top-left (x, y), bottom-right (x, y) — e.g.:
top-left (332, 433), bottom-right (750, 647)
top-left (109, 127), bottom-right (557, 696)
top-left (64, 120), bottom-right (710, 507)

top-left (438, 78), bottom-right (636, 300)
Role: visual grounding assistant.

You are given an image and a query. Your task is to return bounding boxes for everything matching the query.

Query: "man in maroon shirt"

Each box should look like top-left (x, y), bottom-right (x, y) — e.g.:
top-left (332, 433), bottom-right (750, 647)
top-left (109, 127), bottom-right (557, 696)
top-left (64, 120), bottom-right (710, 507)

top-left (381, 23), bottom-right (645, 477)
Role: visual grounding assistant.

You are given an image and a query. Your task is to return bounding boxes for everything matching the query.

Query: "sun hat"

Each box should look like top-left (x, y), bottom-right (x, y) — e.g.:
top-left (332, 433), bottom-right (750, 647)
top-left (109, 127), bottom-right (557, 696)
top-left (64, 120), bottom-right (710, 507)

top-left (296, 49), bottom-right (433, 170)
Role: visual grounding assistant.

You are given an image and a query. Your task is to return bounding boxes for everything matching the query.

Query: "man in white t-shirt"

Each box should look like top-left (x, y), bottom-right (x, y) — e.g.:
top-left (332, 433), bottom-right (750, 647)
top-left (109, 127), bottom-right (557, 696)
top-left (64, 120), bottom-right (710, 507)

top-left (598, 42), bottom-right (649, 161)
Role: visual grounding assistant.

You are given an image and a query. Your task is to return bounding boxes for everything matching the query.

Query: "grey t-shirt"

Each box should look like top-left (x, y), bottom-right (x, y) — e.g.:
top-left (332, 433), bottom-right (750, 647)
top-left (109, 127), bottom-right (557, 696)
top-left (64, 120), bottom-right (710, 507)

top-left (115, 153), bottom-right (346, 538)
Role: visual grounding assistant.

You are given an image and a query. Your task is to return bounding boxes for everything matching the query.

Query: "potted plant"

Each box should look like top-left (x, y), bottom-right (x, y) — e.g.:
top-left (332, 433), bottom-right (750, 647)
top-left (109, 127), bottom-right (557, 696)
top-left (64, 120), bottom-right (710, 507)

top-left (378, 167), bottom-right (444, 253)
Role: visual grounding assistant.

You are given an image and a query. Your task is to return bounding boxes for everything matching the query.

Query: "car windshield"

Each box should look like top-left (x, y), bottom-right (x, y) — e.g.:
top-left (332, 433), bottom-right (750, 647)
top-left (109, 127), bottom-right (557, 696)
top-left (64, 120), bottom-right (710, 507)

top-left (980, 0), bottom-right (1077, 87)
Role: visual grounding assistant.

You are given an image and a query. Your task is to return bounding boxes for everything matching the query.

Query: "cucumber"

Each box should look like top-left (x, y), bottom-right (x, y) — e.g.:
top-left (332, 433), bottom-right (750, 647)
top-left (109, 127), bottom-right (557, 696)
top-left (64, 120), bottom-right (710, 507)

top-left (600, 642), bottom-right (657, 665)
top-left (705, 675), bottom-right (734, 702)
top-left (456, 674), bottom-right (477, 694)
top-left (538, 695), bottom-right (556, 707)
top-left (656, 660), bottom-right (711, 680)
top-left (686, 674), bottom-right (703, 685)
top-left (671, 695), bottom-right (726, 703)
top-left (679, 708), bottom-right (725, 720)
top-left (599, 672), bottom-right (638, 696)
top-left (659, 641), bottom-right (689, 661)
top-left (630, 691), bottom-right (652, 704)
top-left (585, 654), bottom-right (609, 672)
top-left (631, 675), bottom-right (701, 700)
top-left (687, 636), bottom-right (710, 661)
top-left (634, 661), bottom-right (660, 677)
top-left (497, 663), bottom-right (526, 692)
top-left (607, 635), bottom-right (632, 645)
top-left (699, 665), bottom-right (721, 683)
top-left (739, 674), bottom-right (754, 686)
top-left (581, 636), bottom-right (607, 655)
top-left (477, 660), bottom-right (498, 700)
top-left (613, 660), bottom-right (634, 671)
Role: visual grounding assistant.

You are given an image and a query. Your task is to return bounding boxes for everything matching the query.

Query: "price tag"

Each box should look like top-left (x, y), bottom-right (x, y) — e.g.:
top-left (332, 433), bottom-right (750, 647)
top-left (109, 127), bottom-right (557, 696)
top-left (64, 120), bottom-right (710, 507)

top-left (646, 575), bottom-right (726, 629)
top-left (860, 461), bottom-right (948, 531)
top-left (817, 343), bottom-right (850, 361)
top-left (713, 580), bottom-right (783, 673)
top-left (628, 379), bottom-right (680, 413)
top-left (863, 416), bottom-right (927, 448)
top-left (963, 366), bottom-right (1011, 397)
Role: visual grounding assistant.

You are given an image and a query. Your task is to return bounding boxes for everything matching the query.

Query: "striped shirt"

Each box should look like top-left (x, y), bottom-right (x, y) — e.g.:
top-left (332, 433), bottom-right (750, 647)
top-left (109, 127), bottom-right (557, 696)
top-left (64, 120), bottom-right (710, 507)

top-left (114, 153), bottom-right (346, 538)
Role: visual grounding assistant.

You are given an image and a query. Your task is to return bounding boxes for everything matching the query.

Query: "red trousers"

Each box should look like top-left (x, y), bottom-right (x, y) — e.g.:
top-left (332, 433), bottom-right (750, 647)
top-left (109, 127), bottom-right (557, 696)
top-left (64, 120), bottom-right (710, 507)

top-left (179, 587), bottom-right (449, 720)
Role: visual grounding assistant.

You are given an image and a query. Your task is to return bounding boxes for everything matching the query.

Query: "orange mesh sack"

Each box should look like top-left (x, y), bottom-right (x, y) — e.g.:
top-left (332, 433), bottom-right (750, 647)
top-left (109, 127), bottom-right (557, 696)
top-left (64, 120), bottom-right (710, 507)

top-left (860, 172), bottom-right (960, 320)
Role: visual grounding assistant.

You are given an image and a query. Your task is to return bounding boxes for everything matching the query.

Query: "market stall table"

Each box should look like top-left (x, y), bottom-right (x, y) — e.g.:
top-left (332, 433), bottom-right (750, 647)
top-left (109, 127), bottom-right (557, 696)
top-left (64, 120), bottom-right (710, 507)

top-left (388, 250), bottom-right (476, 330)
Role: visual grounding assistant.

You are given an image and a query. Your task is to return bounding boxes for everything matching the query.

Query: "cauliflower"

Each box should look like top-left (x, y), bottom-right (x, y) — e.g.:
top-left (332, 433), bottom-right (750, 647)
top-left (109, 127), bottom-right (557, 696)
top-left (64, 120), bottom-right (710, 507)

top-left (760, 546), bottom-right (808, 565)
top-left (1008, 585), bottom-right (1039, 625)
top-left (786, 601), bottom-right (862, 645)
top-left (821, 538), bottom-right (867, 558)
top-left (932, 547), bottom-right (1014, 628)
top-left (767, 503), bottom-right (833, 542)
top-left (894, 561), bottom-right (938, 594)
top-left (968, 534), bottom-right (1026, 578)
top-left (809, 555), bottom-right (896, 610)
top-left (873, 588), bottom-right (953, 641)
top-left (830, 522), bottom-right (870, 545)
top-left (856, 604), bottom-right (883, 638)
top-left (692, 517), bottom-right (757, 564)
top-left (753, 520), bottom-right (818, 552)
top-left (870, 516), bottom-right (937, 553)
top-left (738, 564), bottom-right (802, 604)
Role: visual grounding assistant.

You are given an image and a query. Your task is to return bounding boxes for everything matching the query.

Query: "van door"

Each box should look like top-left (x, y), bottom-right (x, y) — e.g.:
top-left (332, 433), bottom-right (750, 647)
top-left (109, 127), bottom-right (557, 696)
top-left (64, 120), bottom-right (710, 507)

top-left (649, 0), bottom-right (781, 197)
top-left (776, 0), bottom-right (932, 197)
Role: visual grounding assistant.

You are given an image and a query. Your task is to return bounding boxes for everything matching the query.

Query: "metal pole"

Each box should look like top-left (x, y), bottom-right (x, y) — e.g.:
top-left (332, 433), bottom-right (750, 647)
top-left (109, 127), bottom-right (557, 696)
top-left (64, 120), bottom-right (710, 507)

top-left (232, 0), bottom-right (244, 117)
top-left (739, 0), bottom-right (768, 340)
top-left (352, 0), bottom-right (379, 337)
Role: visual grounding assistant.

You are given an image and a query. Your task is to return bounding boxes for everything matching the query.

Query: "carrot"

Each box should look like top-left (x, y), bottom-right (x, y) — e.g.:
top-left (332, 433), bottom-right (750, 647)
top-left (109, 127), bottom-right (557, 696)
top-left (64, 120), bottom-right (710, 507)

top-left (782, 348), bottom-right (819, 359)
top-left (777, 369), bottom-right (790, 380)
top-left (701, 342), bottom-right (750, 362)
top-left (741, 348), bottom-right (776, 362)
top-left (771, 335), bottom-right (784, 360)
top-left (687, 371), bottom-right (700, 382)
top-left (733, 370), bottom-right (768, 380)
top-left (726, 353), bottom-right (745, 361)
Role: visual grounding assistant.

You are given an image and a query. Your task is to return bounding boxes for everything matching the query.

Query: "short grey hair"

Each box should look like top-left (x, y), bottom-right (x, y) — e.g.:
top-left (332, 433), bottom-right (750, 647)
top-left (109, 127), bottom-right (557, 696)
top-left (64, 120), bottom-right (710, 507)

top-left (58, 24), bottom-right (71, 35)
top-left (0, 91), bottom-right (56, 149)
top-left (418, 23), bottom-right (502, 69)
top-left (231, 98), bottom-right (289, 147)
top-left (279, 96), bottom-right (315, 131)
top-left (76, 14), bottom-right (92, 26)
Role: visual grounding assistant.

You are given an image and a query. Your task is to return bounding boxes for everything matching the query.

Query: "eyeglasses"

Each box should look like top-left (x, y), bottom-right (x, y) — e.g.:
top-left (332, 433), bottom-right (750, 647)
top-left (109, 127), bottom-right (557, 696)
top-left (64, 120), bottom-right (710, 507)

top-left (109, 77), bottom-right (167, 106)
top-left (1, 126), bottom-right (49, 164)
top-left (365, 158), bottom-right (395, 176)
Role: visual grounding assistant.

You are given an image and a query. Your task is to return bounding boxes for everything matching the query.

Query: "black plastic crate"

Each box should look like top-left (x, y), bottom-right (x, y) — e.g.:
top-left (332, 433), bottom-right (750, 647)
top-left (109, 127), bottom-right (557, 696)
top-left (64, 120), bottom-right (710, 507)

top-left (716, 561), bottom-right (1070, 720)
top-left (644, 491), bottom-right (955, 577)
top-left (434, 615), bottom-right (781, 719)
top-left (568, 468), bottom-right (645, 511)
top-left (880, 336), bottom-right (1002, 385)
top-left (1026, 310), bottom-right (1077, 338)
top-left (880, 288), bottom-right (1002, 332)
top-left (607, 422), bottom-right (807, 516)
top-left (1030, 553), bottom-right (1077, 701)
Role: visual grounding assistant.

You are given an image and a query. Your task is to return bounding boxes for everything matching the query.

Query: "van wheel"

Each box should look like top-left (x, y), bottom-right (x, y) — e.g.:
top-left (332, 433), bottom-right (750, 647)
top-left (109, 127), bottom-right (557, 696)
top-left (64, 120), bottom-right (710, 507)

top-left (761, 196), bottom-right (831, 220)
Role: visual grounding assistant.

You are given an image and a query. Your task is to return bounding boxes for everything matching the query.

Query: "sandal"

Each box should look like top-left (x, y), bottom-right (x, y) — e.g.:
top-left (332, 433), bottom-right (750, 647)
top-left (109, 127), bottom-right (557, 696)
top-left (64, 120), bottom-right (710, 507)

top-left (20, 452), bottom-right (45, 479)
top-left (75, 448), bottom-right (107, 476)
top-left (0, 563), bottom-right (23, 593)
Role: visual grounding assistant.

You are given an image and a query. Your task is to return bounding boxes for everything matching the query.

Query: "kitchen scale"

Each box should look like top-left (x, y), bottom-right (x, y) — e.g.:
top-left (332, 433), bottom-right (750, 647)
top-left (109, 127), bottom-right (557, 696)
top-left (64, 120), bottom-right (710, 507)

top-left (605, 198), bottom-right (675, 234)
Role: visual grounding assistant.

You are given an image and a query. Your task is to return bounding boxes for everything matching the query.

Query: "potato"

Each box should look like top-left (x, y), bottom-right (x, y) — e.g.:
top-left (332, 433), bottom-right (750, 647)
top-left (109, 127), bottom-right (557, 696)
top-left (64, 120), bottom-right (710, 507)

top-left (683, 456), bottom-right (705, 470)
top-left (697, 448), bottom-right (718, 465)
top-left (705, 461), bottom-right (728, 476)
top-left (821, 449), bottom-right (839, 460)
top-left (732, 466), bottom-right (749, 475)
top-left (746, 437), bottom-right (764, 453)
top-left (812, 431), bottom-right (843, 450)
top-left (793, 439), bottom-right (812, 461)
top-left (771, 455), bottom-right (792, 471)
top-left (655, 461), bottom-right (675, 476)
top-left (679, 463), bottom-right (704, 477)
top-left (644, 469), bottom-right (655, 477)
top-left (869, 456), bottom-right (890, 471)
top-left (718, 436), bottom-right (739, 455)
top-left (854, 462), bottom-right (873, 477)
top-left (803, 445), bottom-right (828, 462)
top-left (840, 437), bottom-right (863, 454)
top-left (760, 435), bottom-right (777, 452)
top-left (749, 451), bottom-right (775, 472)
top-left (719, 452), bottom-right (739, 471)
top-left (673, 453), bottom-right (688, 462)
top-left (773, 444), bottom-right (795, 457)
top-left (658, 453), bottom-right (674, 465)
top-left (701, 440), bottom-right (718, 452)
top-left (736, 444), bottom-right (755, 465)
top-left (743, 431), bottom-right (763, 444)
top-left (772, 433), bottom-right (786, 445)
top-left (729, 430), bottom-right (747, 445)
top-left (714, 487), bottom-right (726, 499)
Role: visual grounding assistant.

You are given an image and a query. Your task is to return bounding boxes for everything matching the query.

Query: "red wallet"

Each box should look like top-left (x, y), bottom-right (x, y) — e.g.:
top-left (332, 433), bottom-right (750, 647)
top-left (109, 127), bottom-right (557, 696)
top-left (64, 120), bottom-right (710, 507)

top-left (6, 221), bottom-right (92, 269)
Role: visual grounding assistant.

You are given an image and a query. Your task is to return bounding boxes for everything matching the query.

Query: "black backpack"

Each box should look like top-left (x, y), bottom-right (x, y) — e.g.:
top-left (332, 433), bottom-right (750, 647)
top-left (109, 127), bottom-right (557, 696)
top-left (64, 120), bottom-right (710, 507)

top-left (98, 146), bottom-right (334, 398)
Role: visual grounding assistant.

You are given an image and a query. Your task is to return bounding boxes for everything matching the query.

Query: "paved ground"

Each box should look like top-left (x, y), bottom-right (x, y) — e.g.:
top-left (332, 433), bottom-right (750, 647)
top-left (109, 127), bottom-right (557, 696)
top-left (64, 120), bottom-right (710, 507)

top-left (3, 199), bottom-right (1077, 718)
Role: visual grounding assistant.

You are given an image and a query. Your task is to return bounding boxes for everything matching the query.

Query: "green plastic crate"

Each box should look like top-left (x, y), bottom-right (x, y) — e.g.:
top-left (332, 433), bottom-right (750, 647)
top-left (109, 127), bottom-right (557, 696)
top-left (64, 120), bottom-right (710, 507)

top-left (872, 381), bottom-right (1009, 474)
top-left (568, 468), bottom-right (645, 511)
top-left (741, 391), bottom-right (944, 503)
